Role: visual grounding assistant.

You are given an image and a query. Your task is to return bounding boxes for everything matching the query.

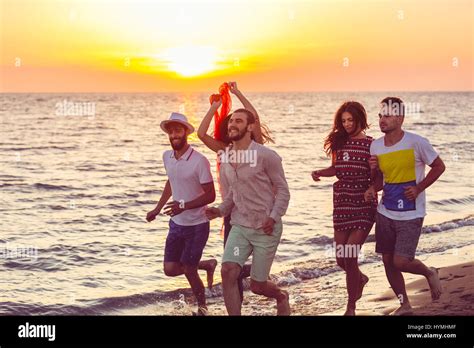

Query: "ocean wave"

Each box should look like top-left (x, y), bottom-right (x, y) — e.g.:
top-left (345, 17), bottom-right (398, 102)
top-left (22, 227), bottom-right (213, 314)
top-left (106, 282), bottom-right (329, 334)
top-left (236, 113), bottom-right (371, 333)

top-left (412, 122), bottom-right (455, 126)
top-left (0, 301), bottom-right (99, 316)
top-left (438, 140), bottom-right (473, 147)
top-left (422, 215), bottom-right (474, 233)
top-left (0, 183), bottom-right (28, 188)
top-left (3, 258), bottom-right (66, 272)
top-left (431, 196), bottom-right (473, 207)
top-left (33, 183), bottom-right (84, 191)
top-left (5, 145), bottom-right (78, 151)
top-left (0, 288), bottom-right (189, 315)
top-left (0, 174), bottom-right (25, 180)
top-left (0, 243), bottom-right (120, 274)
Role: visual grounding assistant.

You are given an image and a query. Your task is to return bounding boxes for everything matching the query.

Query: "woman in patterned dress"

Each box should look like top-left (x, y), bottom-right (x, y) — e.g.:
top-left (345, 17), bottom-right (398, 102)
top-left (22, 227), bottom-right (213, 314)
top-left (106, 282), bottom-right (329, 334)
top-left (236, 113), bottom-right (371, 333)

top-left (311, 101), bottom-right (377, 315)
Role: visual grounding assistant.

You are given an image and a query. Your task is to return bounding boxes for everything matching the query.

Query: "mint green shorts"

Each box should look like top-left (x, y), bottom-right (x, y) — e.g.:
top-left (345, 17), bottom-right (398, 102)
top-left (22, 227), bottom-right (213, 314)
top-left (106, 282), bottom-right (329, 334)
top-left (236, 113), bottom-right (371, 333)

top-left (222, 222), bottom-right (283, 282)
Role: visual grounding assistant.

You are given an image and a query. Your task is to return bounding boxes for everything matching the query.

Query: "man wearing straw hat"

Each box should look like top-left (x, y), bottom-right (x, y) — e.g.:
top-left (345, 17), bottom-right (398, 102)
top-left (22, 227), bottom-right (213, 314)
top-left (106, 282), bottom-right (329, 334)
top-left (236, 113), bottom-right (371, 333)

top-left (146, 112), bottom-right (217, 316)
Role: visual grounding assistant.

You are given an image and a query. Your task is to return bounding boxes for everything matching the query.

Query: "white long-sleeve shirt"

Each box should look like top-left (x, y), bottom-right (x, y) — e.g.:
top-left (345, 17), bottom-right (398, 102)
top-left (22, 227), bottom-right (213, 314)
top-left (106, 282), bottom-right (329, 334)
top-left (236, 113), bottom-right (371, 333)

top-left (218, 141), bottom-right (290, 229)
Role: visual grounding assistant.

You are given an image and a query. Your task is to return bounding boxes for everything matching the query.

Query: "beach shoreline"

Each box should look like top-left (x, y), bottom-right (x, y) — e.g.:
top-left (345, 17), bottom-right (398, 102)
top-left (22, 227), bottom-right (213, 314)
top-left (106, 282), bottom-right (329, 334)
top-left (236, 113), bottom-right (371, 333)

top-left (116, 244), bottom-right (473, 316)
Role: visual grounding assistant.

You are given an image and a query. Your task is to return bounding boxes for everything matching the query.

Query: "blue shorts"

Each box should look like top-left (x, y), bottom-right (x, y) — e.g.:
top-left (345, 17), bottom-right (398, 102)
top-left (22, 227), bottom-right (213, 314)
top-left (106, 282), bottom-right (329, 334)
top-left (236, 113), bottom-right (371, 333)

top-left (164, 220), bottom-right (210, 266)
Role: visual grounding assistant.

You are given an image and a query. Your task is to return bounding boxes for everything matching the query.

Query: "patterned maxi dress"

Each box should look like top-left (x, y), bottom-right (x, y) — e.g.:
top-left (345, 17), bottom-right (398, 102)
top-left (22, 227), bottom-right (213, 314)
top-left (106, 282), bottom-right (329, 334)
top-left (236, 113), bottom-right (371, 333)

top-left (333, 136), bottom-right (377, 233)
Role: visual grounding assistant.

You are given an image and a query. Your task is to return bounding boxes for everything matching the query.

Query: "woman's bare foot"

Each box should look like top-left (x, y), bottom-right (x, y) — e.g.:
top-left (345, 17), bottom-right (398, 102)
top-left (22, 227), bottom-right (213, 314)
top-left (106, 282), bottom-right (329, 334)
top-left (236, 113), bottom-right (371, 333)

top-left (356, 273), bottom-right (369, 300)
top-left (206, 259), bottom-right (217, 289)
top-left (389, 303), bottom-right (413, 316)
top-left (344, 307), bottom-right (356, 316)
top-left (277, 290), bottom-right (291, 316)
top-left (426, 267), bottom-right (442, 300)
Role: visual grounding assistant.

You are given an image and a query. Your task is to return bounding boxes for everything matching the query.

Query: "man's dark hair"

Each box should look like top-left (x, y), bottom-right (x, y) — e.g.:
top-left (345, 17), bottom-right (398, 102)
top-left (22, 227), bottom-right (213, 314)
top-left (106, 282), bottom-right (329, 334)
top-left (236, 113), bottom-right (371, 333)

top-left (231, 108), bottom-right (256, 125)
top-left (380, 97), bottom-right (405, 117)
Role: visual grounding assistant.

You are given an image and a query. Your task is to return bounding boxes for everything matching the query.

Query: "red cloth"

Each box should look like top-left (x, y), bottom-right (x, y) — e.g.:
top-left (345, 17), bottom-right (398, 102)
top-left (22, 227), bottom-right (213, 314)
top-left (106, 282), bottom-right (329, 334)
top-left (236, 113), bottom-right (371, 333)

top-left (209, 82), bottom-right (232, 141)
top-left (209, 83), bottom-right (232, 238)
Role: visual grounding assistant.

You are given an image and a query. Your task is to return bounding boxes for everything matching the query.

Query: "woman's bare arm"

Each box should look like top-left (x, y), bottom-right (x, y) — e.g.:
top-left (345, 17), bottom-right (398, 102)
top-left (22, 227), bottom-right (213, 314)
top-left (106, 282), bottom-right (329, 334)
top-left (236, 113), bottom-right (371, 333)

top-left (229, 82), bottom-right (264, 144)
top-left (197, 99), bottom-right (227, 153)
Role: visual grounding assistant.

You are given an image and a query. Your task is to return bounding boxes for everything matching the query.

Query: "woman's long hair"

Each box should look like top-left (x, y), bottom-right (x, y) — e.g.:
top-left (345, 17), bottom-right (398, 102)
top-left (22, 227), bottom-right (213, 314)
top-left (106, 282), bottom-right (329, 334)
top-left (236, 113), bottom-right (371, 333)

top-left (324, 101), bottom-right (369, 157)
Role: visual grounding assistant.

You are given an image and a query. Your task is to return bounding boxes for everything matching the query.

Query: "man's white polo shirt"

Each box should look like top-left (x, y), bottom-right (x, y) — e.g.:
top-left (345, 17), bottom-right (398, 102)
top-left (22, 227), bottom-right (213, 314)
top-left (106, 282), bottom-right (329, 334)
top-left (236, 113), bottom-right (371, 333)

top-left (163, 145), bottom-right (213, 226)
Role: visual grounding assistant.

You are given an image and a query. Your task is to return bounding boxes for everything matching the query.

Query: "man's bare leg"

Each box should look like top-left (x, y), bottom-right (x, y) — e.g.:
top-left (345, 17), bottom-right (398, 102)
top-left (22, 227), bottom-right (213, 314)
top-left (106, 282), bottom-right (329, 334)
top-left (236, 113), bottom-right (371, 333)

top-left (250, 279), bottom-right (290, 315)
top-left (164, 261), bottom-right (215, 314)
top-left (199, 259), bottom-right (218, 289)
top-left (221, 262), bottom-right (243, 315)
top-left (382, 254), bottom-right (413, 315)
top-left (164, 260), bottom-right (217, 288)
top-left (393, 255), bottom-right (442, 300)
top-left (183, 265), bottom-right (207, 314)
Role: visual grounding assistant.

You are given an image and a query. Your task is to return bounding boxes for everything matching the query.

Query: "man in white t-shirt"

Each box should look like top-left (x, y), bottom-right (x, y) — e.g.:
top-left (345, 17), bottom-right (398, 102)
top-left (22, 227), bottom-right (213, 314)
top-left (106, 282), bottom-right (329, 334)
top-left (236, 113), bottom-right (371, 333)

top-left (364, 97), bottom-right (446, 316)
top-left (146, 112), bottom-right (217, 316)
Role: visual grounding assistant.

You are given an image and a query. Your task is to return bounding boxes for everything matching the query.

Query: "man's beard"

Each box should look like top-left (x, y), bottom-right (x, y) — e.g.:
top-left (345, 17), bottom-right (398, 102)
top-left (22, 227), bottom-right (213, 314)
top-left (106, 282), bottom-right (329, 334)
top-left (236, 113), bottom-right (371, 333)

top-left (380, 126), bottom-right (393, 134)
top-left (228, 127), bottom-right (247, 141)
top-left (169, 136), bottom-right (186, 150)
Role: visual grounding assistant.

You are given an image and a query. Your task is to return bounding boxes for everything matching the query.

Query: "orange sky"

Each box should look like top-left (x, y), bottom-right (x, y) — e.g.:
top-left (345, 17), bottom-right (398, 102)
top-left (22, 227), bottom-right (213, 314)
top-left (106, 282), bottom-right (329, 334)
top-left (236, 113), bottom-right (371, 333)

top-left (1, 0), bottom-right (472, 92)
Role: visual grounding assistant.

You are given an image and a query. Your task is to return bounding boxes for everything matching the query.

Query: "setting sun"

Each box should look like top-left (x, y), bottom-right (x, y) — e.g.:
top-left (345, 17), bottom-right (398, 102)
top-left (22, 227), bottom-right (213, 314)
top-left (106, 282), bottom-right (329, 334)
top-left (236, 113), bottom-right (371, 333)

top-left (159, 45), bottom-right (219, 78)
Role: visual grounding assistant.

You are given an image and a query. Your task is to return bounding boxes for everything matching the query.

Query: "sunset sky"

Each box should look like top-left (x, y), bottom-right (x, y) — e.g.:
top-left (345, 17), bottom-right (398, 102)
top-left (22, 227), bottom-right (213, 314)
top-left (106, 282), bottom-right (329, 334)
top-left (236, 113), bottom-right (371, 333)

top-left (1, 0), bottom-right (472, 92)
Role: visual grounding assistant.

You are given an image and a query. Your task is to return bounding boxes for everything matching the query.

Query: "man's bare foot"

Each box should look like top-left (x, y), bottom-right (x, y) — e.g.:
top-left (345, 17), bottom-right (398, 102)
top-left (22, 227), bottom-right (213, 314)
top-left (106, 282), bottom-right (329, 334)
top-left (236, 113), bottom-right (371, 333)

top-left (277, 290), bottom-right (291, 316)
top-left (427, 267), bottom-right (442, 300)
top-left (192, 306), bottom-right (208, 316)
top-left (357, 273), bottom-right (369, 300)
top-left (206, 259), bottom-right (217, 289)
top-left (389, 303), bottom-right (413, 316)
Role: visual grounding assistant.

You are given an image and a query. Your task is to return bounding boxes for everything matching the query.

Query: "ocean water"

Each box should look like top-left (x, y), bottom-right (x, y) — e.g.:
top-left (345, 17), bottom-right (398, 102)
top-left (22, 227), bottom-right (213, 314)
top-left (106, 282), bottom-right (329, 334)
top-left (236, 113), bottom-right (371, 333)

top-left (0, 92), bottom-right (472, 315)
